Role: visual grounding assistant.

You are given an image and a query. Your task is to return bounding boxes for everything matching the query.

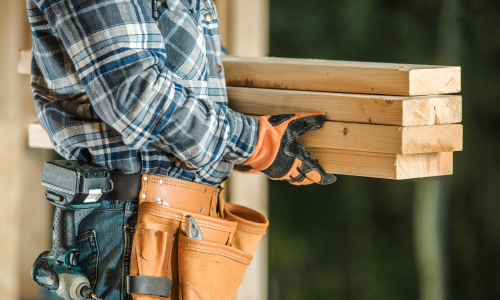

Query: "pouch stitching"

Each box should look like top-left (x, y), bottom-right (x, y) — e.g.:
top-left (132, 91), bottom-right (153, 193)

top-left (145, 176), bottom-right (219, 194)
top-left (139, 207), bottom-right (237, 231)
top-left (179, 241), bottom-right (251, 264)
top-left (236, 223), bottom-right (268, 230)
top-left (130, 232), bottom-right (138, 275)
top-left (235, 225), bottom-right (267, 234)
top-left (238, 222), bottom-right (267, 230)
top-left (165, 233), bottom-right (174, 277)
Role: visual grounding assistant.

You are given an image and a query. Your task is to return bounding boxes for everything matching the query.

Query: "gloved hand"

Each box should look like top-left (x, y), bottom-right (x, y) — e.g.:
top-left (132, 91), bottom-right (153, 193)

top-left (237, 113), bottom-right (336, 185)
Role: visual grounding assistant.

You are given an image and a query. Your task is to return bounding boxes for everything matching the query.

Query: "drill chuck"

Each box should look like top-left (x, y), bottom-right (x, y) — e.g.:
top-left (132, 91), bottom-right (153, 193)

top-left (55, 273), bottom-right (93, 300)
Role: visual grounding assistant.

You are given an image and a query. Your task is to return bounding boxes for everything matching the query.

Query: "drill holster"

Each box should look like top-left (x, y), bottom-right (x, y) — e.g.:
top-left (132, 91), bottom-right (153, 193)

top-left (128, 175), bottom-right (269, 300)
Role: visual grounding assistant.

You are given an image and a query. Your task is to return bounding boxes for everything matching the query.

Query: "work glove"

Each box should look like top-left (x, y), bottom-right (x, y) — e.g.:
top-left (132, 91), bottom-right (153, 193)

top-left (236, 113), bottom-right (336, 185)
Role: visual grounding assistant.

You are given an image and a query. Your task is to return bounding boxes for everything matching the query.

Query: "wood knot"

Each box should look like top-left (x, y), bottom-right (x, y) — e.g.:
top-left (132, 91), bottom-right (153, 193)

top-left (343, 128), bottom-right (348, 135)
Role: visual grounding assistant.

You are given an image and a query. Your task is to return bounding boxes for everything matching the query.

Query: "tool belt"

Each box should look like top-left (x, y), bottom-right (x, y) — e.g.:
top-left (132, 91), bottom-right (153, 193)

top-left (126, 175), bottom-right (269, 300)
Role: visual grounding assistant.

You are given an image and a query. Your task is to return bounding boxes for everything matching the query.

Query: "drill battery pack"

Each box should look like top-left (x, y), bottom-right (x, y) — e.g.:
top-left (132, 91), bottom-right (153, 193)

top-left (41, 160), bottom-right (111, 208)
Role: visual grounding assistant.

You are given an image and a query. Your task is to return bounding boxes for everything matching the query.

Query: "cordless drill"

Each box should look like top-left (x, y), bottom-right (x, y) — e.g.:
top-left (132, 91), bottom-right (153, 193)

top-left (31, 160), bottom-right (112, 300)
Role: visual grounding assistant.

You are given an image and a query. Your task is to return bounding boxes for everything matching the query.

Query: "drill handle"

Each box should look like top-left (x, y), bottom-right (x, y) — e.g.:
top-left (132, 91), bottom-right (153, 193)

top-left (52, 207), bottom-right (76, 255)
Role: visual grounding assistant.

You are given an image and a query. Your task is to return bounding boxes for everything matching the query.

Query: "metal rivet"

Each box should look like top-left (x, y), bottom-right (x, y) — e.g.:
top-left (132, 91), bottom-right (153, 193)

top-left (154, 232), bottom-right (157, 237)
top-left (199, 207), bottom-right (203, 212)
top-left (172, 231), bottom-right (176, 236)
top-left (182, 226), bottom-right (186, 231)
top-left (142, 194), bottom-right (146, 199)
top-left (204, 189), bottom-right (207, 193)
top-left (138, 232), bottom-right (142, 237)
top-left (143, 176), bottom-right (148, 181)
top-left (204, 13), bottom-right (212, 21)
top-left (216, 65), bottom-right (222, 73)
top-left (157, 197), bottom-right (161, 201)
top-left (159, 180), bottom-right (163, 184)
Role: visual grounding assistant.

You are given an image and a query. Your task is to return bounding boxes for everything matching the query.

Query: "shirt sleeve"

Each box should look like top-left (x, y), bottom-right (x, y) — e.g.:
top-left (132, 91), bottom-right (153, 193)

top-left (35, 0), bottom-right (257, 171)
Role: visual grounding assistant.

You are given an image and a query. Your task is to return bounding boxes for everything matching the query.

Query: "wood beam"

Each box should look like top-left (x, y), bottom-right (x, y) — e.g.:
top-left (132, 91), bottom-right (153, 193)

top-left (228, 87), bottom-right (462, 126)
top-left (222, 56), bottom-right (461, 96)
top-left (28, 123), bottom-right (454, 179)
top-left (18, 50), bottom-right (461, 102)
top-left (309, 149), bottom-right (453, 180)
top-left (29, 121), bottom-right (463, 155)
top-left (297, 122), bottom-right (462, 154)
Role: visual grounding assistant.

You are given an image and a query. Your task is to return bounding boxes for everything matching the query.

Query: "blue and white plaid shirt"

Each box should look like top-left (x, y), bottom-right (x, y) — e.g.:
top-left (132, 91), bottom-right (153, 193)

top-left (27, 0), bottom-right (258, 187)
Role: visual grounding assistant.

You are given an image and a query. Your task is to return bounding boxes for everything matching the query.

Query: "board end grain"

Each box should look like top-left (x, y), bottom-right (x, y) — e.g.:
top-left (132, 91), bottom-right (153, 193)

top-left (409, 67), bottom-right (461, 96)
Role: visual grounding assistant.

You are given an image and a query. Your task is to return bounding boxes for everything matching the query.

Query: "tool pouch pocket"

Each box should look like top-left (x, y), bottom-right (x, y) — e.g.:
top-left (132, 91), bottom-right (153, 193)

top-left (178, 234), bottom-right (253, 300)
top-left (224, 203), bottom-right (269, 255)
top-left (129, 222), bottom-right (176, 299)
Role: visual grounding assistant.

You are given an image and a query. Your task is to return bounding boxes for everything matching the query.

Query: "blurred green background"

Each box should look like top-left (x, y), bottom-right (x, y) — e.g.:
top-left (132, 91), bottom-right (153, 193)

top-left (267, 0), bottom-right (500, 299)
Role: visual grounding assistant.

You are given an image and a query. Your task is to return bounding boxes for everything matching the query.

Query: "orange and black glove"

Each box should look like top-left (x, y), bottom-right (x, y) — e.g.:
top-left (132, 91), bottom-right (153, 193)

top-left (235, 113), bottom-right (336, 185)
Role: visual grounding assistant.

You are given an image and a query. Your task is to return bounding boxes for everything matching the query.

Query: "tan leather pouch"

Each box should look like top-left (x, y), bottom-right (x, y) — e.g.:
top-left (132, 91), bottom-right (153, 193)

top-left (178, 234), bottom-right (253, 300)
top-left (224, 203), bottom-right (269, 255)
top-left (129, 202), bottom-right (237, 300)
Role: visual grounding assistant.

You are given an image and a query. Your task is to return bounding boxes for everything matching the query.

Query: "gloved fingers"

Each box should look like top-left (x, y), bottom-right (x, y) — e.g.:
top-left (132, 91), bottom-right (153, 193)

top-left (300, 168), bottom-right (337, 185)
top-left (286, 113), bottom-right (327, 138)
top-left (292, 143), bottom-right (336, 185)
top-left (288, 170), bottom-right (315, 185)
top-left (264, 112), bottom-right (326, 138)
top-left (233, 164), bottom-right (261, 174)
top-left (286, 160), bottom-right (316, 186)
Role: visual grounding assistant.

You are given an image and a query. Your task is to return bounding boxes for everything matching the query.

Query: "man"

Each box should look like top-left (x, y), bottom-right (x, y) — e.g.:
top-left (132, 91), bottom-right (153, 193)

top-left (27, 0), bottom-right (335, 299)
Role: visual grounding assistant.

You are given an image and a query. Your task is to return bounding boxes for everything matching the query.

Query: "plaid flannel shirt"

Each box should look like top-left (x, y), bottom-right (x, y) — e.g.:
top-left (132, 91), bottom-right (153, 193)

top-left (27, 0), bottom-right (258, 187)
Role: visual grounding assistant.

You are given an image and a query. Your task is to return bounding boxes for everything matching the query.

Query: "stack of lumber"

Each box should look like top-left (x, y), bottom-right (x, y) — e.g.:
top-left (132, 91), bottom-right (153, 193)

top-left (19, 51), bottom-right (462, 179)
top-left (222, 56), bottom-right (462, 180)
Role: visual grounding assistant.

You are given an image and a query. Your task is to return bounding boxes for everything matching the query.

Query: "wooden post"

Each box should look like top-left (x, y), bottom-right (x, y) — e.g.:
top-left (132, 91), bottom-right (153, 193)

top-left (215, 0), bottom-right (271, 299)
top-left (413, 0), bottom-right (459, 299)
top-left (0, 2), bottom-right (53, 300)
top-left (228, 0), bottom-right (270, 58)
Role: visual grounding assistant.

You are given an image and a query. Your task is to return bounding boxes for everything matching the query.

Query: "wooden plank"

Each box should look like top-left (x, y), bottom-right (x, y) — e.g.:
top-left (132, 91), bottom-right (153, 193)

top-left (222, 56), bottom-right (461, 96)
top-left (29, 120), bottom-right (463, 154)
top-left (28, 122), bottom-right (454, 179)
top-left (228, 87), bottom-right (462, 126)
top-left (296, 122), bottom-right (463, 154)
top-left (18, 49), bottom-right (31, 75)
top-left (309, 149), bottom-right (453, 180)
top-left (29, 123), bottom-right (53, 149)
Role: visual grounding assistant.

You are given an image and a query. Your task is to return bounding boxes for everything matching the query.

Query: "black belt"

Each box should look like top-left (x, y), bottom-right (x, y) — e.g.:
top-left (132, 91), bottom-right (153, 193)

top-left (107, 172), bottom-right (142, 202)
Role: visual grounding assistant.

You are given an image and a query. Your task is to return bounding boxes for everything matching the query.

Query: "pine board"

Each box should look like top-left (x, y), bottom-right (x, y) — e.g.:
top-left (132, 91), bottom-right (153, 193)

top-left (296, 122), bottom-right (462, 154)
top-left (223, 56), bottom-right (461, 96)
top-left (309, 149), bottom-right (453, 180)
top-left (228, 87), bottom-right (462, 126)
top-left (28, 122), bottom-right (454, 179)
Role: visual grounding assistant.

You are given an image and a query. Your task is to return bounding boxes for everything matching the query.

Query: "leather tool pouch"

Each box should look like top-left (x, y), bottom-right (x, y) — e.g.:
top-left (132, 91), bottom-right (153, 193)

top-left (129, 195), bottom-right (269, 300)
top-left (178, 234), bottom-right (252, 300)
top-left (224, 203), bottom-right (269, 255)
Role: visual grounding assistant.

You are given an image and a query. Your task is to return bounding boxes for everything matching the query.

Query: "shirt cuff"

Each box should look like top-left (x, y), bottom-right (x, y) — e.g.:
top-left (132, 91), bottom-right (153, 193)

top-left (223, 110), bottom-right (259, 164)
